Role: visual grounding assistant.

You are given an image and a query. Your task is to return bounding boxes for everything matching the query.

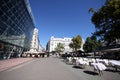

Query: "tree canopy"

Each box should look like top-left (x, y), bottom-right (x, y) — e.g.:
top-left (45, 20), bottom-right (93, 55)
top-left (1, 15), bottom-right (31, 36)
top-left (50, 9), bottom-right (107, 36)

top-left (55, 43), bottom-right (65, 53)
top-left (83, 36), bottom-right (102, 52)
top-left (90, 0), bottom-right (120, 46)
top-left (69, 35), bottom-right (82, 52)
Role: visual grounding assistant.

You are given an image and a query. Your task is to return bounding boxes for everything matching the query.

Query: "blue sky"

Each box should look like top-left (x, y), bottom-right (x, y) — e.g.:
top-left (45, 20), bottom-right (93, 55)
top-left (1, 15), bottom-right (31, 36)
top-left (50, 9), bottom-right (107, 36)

top-left (29, 0), bottom-right (106, 48)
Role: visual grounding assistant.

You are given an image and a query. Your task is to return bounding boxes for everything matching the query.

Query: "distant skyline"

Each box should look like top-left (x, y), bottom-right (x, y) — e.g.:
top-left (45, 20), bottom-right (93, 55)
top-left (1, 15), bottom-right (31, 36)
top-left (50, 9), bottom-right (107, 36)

top-left (29, 0), bottom-right (106, 48)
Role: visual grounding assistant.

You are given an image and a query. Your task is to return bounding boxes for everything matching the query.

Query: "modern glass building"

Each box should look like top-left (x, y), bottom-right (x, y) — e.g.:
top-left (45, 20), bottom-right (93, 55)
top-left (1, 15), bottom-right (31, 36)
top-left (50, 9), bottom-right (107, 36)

top-left (0, 0), bottom-right (35, 59)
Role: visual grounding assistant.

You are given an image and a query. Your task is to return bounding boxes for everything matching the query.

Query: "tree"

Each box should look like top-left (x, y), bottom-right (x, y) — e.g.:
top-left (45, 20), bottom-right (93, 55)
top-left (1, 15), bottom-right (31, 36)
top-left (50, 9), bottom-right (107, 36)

top-left (83, 36), bottom-right (102, 52)
top-left (55, 43), bottom-right (65, 55)
top-left (69, 35), bottom-right (82, 53)
top-left (90, 0), bottom-right (120, 46)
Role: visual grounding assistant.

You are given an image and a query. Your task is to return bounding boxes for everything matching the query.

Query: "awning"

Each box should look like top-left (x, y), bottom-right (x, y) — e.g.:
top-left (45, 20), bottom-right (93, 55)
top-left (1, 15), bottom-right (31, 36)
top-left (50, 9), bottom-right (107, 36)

top-left (101, 48), bottom-right (120, 52)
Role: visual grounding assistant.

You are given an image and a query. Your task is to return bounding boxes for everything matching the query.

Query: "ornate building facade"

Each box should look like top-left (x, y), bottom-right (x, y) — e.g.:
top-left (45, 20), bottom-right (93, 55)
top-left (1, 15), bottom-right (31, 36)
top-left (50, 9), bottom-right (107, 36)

top-left (46, 36), bottom-right (84, 53)
top-left (29, 28), bottom-right (44, 53)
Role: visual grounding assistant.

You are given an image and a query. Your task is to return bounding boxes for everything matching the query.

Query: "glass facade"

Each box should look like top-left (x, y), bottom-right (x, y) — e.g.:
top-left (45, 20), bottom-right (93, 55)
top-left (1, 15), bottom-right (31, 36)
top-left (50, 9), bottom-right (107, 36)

top-left (0, 0), bottom-right (35, 59)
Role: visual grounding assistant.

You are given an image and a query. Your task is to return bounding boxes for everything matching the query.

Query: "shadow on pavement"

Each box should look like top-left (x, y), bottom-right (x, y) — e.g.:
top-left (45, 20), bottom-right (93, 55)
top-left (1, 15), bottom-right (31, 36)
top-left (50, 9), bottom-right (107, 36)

top-left (105, 69), bottom-right (120, 72)
top-left (83, 70), bottom-right (98, 75)
top-left (105, 69), bottom-right (120, 74)
top-left (72, 65), bottom-right (84, 69)
top-left (105, 69), bottom-right (116, 72)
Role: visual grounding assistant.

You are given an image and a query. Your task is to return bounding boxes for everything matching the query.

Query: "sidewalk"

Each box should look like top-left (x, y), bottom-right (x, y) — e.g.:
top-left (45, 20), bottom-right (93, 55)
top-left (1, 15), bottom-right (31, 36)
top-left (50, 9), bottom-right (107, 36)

top-left (0, 58), bottom-right (33, 72)
top-left (0, 56), bottom-right (120, 80)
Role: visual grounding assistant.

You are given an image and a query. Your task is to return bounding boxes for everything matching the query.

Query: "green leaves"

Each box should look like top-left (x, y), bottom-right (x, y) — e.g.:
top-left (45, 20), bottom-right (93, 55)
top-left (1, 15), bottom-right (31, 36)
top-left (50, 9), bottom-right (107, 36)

top-left (55, 43), bottom-right (65, 53)
top-left (83, 36), bottom-right (102, 52)
top-left (90, 0), bottom-right (120, 46)
top-left (69, 35), bottom-right (82, 52)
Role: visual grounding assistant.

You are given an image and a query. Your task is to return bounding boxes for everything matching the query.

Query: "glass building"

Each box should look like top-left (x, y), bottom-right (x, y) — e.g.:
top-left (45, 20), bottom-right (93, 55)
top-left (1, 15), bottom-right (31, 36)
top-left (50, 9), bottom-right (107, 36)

top-left (0, 0), bottom-right (35, 59)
